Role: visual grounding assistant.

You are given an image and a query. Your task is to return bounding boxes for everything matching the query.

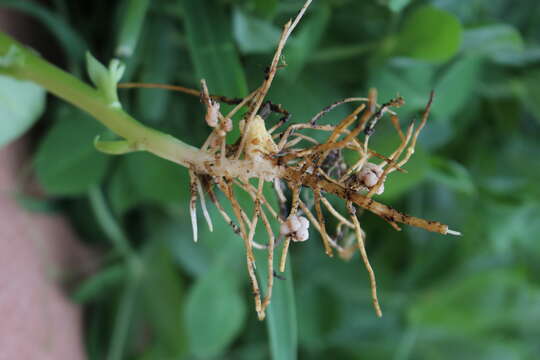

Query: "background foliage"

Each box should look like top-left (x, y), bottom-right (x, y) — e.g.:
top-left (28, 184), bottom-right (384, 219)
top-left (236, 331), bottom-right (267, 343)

top-left (2, 0), bottom-right (540, 359)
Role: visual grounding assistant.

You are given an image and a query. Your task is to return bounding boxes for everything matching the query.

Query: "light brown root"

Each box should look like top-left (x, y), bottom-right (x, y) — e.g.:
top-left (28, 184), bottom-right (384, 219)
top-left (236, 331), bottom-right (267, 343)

top-left (235, 1), bottom-right (313, 159)
top-left (298, 200), bottom-right (346, 253)
top-left (347, 201), bottom-right (382, 317)
top-left (320, 197), bottom-right (354, 228)
top-left (278, 182), bottom-right (301, 272)
top-left (253, 179), bottom-right (276, 312)
top-left (393, 91), bottom-right (435, 170)
top-left (279, 236), bottom-right (291, 273)
top-left (313, 187), bottom-right (333, 257)
top-left (225, 179), bottom-right (264, 320)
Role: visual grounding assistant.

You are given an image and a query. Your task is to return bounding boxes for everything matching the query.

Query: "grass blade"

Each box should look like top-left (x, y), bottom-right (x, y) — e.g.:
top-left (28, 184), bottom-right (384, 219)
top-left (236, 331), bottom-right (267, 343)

top-left (255, 250), bottom-right (298, 360)
top-left (107, 271), bottom-right (139, 360)
top-left (115, 0), bottom-right (150, 58)
top-left (179, 0), bottom-right (248, 98)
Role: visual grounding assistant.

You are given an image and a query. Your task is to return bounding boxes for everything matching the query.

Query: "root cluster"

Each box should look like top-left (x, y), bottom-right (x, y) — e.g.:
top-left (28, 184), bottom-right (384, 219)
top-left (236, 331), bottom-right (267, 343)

top-left (120, 0), bottom-right (460, 319)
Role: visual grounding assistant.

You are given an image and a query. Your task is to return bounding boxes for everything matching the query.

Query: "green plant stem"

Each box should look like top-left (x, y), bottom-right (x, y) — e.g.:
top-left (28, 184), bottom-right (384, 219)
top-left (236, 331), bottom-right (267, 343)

top-left (116, 0), bottom-right (151, 58)
top-left (88, 186), bottom-right (133, 258)
top-left (107, 271), bottom-right (140, 360)
top-left (88, 185), bottom-right (143, 360)
top-left (0, 32), bottom-right (205, 167)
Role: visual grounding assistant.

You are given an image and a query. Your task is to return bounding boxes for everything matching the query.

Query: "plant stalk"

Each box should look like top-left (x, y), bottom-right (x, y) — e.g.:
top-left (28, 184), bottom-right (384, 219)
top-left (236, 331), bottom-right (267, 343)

top-left (0, 32), bottom-right (204, 167)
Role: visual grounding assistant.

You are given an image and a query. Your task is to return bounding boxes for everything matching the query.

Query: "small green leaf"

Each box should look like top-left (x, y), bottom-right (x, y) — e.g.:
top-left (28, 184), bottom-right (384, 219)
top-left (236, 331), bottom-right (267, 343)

top-left (462, 24), bottom-right (524, 64)
top-left (387, 0), bottom-right (411, 12)
top-left (480, 202), bottom-right (540, 255)
top-left (0, 44), bottom-right (25, 69)
top-left (254, 0), bottom-right (278, 18)
top-left (94, 136), bottom-right (138, 155)
top-left (368, 59), bottom-right (436, 118)
top-left (184, 262), bottom-right (247, 358)
top-left (108, 152), bottom-right (187, 213)
top-left (233, 7), bottom-right (281, 54)
top-left (86, 52), bottom-right (109, 90)
top-left (515, 69), bottom-right (540, 124)
top-left (409, 269), bottom-right (540, 336)
top-left (108, 59), bottom-right (125, 83)
top-left (72, 264), bottom-right (126, 303)
top-left (86, 52), bottom-right (125, 108)
top-left (140, 239), bottom-right (187, 358)
top-left (432, 55), bottom-right (482, 119)
top-left (0, 74), bottom-right (45, 147)
top-left (154, 221), bottom-right (211, 277)
top-left (34, 108), bottom-right (110, 196)
top-left (395, 6), bottom-right (463, 63)
top-left (428, 156), bottom-right (475, 195)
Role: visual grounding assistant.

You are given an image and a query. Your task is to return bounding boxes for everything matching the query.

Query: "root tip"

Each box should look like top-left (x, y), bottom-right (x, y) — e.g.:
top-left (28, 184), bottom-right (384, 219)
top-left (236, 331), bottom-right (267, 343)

top-left (446, 229), bottom-right (462, 236)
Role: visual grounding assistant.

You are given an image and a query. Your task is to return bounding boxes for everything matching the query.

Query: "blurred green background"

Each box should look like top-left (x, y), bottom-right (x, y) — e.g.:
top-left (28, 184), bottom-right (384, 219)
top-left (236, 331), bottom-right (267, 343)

top-left (1, 0), bottom-right (540, 359)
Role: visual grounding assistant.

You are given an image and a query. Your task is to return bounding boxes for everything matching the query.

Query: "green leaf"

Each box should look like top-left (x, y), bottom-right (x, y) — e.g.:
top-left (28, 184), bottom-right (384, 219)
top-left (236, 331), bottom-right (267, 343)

top-left (34, 108), bottom-right (110, 196)
top-left (254, 247), bottom-right (297, 360)
top-left (281, 4), bottom-right (330, 80)
top-left (267, 73), bottom-right (350, 129)
top-left (368, 59), bottom-right (435, 118)
top-left (462, 24), bottom-right (524, 64)
top-left (485, 202), bottom-right (540, 255)
top-left (515, 69), bottom-right (540, 123)
top-left (72, 264), bottom-right (126, 303)
top-left (135, 17), bottom-right (179, 124)
top-left (179, 0), bottom-right (248, 141)
top-left (428, 156), bottom-right (475, 195)
top-left (108, 152), bottom-right (187, 213)
top-left (86, 52), bottom-right (109, 88)
top-left (297, 284), bottom-right (340, 350)
top-left (409, 269), bottom-right (540, 336)
top-left (0, 44), bottom-right (25, 70)
top-left (0, 75), bottom-right (45, 147)
top-left (108, 268), bottom-right (140, 360)
top-left (140, 238), bottom-right (187, 358)
top-left (380, 146), bottom-right (430, 201)
top-left (233, 7), bottom-right (281, 54)
top-left (184, 261), bottom-right (247, 358)
top-left (395, 6), bottom-right (463, 63)
top-left (253, 0), bottom-right (278, 18)
top-left (387, 0), bottom-right (411, 12)
top-left (86, 52), bottom-right (125, 108)
top-left (361, 116), bottom-right (431, 201)
top-left (432, 56), bottom-right (482, 119)
top-left (14, 192), bottom-right (57, 213)
top-left (155, 221), bottom-right (211, 277)
top-left (179, 0), bottom-right (248, 98)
